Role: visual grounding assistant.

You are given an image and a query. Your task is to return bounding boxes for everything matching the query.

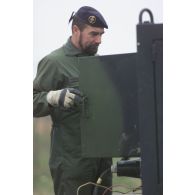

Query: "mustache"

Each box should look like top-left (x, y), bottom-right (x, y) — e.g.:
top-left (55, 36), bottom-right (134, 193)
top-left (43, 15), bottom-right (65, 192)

top-left (89, 43), bottom-right (99, 48)
top-left (87, 44), bottom-right (99, 50)
top-left (83, 43), bottom-right (99, 55)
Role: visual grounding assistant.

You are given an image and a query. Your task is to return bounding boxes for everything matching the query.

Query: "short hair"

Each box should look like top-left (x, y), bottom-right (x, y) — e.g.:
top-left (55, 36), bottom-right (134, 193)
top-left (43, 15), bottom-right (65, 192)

top-left (71, 16), bottom-right (87, 32)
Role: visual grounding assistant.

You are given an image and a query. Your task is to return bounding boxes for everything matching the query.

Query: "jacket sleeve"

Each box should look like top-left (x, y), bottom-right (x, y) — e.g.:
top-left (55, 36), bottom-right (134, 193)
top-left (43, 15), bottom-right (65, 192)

top-left (33, 56), bottom-right (63, 117)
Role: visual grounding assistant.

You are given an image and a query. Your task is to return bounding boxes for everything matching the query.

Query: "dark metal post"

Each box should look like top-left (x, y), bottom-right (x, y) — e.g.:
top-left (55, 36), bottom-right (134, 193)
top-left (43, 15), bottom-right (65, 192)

top-left (136, 9), bottom-right (163, 195)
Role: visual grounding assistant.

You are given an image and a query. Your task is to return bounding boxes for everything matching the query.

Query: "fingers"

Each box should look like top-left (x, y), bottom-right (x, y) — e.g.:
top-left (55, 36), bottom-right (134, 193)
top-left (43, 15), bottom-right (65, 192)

top-left (64, 95), bottom-right (74, 108)
top-left (59, 88), bottom-right (84, 109)
top-left (67, 89), bottom-right (83, 106)
top-left (73, 94), bottom-right (83, 105)
top-left (68, 88), bottom-right (83, 97)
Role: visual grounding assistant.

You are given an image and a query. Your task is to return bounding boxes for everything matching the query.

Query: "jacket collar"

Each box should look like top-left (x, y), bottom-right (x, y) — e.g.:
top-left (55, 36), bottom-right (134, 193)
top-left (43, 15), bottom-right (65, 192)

top-left (63, 37), bottom-right (89, 57)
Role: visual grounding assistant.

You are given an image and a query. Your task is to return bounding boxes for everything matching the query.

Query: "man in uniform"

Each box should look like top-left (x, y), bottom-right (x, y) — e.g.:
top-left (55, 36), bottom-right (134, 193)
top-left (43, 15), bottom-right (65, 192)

top-left (33, 6), bottom-right (112, 195)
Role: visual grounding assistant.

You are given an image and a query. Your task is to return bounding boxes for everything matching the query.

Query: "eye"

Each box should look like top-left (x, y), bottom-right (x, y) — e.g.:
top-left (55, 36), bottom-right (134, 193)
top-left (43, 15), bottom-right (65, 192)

top-left (90, 31), bottom-right (104, 37)
top-left (91, 32), bottom-right (99, 36)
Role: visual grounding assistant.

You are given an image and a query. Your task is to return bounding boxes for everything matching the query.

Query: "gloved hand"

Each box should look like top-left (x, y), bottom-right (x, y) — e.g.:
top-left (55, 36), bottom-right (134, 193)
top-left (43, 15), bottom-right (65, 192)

top-left (46, 88), bottom-right (83, 109)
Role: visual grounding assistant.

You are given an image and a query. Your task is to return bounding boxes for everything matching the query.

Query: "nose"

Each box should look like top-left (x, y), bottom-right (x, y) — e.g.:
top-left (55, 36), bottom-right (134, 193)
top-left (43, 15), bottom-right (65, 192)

top-left (95, 35), bottom-right (102, 45)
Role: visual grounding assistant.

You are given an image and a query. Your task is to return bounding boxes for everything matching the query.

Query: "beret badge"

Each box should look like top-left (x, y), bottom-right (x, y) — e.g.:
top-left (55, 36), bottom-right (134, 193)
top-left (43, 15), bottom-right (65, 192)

top-left (88, 16), bottom-right (96, 24)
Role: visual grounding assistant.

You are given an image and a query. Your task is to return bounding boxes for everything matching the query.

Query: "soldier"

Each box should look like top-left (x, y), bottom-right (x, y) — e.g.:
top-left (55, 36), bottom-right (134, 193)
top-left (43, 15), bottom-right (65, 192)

top-left (33, 6), bottom-right (112, 195)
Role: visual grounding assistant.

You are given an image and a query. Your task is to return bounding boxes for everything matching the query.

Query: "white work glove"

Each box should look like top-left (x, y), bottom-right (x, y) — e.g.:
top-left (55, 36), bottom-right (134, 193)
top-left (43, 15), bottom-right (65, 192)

top-left (46, 88), bottom-right (83, 109)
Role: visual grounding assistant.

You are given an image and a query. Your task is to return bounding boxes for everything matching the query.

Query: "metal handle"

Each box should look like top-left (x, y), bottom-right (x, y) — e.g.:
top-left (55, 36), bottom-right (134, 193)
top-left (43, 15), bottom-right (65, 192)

top-left (139, 8), bottom-right (154, 24)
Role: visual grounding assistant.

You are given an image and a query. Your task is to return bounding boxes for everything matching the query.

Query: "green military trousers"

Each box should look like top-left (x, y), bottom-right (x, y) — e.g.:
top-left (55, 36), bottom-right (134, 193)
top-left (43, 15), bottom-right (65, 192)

top-left (50, 158), bottom-right (112, 195)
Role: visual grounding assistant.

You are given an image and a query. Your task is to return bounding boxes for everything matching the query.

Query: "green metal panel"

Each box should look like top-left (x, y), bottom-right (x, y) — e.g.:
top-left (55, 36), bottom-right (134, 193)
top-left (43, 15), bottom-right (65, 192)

top-left (78, 53), bottom-right (139, 157)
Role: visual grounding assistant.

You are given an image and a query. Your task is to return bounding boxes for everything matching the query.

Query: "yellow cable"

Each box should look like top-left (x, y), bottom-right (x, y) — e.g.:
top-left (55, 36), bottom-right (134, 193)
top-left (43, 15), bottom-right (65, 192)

top-left (76, 181), bottom-right (111, 195)
top-left (76, 181), bottom-right (142, 195)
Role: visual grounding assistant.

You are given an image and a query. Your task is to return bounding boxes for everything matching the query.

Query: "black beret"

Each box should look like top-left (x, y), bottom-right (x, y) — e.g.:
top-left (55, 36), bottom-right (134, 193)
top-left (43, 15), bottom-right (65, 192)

top-left (70, 6), bottom-right (108, 29)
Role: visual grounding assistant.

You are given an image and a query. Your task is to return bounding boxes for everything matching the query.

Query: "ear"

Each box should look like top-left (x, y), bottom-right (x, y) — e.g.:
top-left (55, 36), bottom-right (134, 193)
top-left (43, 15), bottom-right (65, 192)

top-left (72, 25), bottom-right (80, 34)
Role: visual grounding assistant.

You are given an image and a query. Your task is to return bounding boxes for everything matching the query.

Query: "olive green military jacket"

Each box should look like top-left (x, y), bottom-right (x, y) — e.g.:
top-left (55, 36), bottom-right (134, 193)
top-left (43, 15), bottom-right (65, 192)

top-left (33, 38), bottom-right (96, 178)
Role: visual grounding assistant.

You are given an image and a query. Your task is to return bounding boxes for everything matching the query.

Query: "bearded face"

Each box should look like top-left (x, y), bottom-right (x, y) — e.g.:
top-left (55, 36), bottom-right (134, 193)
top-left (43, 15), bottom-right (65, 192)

top-left (71, 24), bottom-right (104, 55)
top-left (78, 33), bottom-right (99, 55)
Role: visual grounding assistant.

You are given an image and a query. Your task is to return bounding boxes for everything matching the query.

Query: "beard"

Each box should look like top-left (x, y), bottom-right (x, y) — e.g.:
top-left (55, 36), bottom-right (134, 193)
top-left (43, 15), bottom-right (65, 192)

top-left (79, 34), bottom-right (99, 55)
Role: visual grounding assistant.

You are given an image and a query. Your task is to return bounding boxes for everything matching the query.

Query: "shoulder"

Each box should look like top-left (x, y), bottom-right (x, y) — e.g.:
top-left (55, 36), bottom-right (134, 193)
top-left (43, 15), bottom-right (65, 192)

top-left (37, 46), bottom-right (78, 74)
top-left (37, 46), bottom-right (66, 68)
top-left (46, 46), bottom-right (65, 61)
